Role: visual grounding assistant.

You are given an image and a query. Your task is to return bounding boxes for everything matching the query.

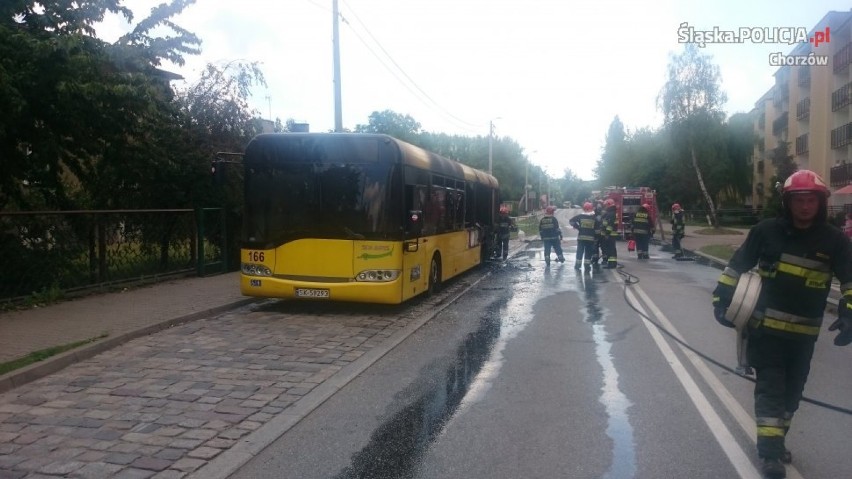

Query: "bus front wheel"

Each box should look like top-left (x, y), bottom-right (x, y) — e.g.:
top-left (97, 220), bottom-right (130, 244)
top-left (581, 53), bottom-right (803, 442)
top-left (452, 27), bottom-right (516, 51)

top-left (428, 255), bottom-right (442, 296)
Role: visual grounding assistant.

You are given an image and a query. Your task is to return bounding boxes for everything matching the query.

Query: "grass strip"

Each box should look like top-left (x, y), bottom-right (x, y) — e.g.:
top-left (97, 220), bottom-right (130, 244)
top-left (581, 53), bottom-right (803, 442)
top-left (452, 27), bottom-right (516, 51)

top-left (0, 333), bottom-right (109, 376)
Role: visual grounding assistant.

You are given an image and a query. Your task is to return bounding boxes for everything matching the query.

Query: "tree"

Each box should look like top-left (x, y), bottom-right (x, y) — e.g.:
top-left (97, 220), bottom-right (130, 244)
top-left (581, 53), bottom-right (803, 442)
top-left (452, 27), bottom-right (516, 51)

top-left (354, 110), bottom-right (421, 142)
top-left (658, 43), bottom-right (728, 227)
top-left (596, 116), bottom-right (628, 186)
top-left (0, 0), bottom-right (202, 210)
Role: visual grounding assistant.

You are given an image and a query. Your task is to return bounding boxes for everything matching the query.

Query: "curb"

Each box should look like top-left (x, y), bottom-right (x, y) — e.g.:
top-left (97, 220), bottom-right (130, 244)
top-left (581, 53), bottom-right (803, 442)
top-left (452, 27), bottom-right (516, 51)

top-left (0, 297), bottom-right (260, 395)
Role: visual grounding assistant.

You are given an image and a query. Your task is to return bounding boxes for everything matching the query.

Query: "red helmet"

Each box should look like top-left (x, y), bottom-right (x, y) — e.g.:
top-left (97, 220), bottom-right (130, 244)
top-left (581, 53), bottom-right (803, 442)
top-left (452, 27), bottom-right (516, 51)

top-left (499, 205), bottom-right (509, 214)
top-left (783, 170), bottom-right (830, 198)
top-left (671, 203), bottom-right (682, 211)
top-left (545, 205), bottom-right (555, 214)
top-left (642, 203), bottom-right (651, 210)
top-left (604, 198), bottom-right (615, 208)
top-left (583, 202), bottom-right (593, 212)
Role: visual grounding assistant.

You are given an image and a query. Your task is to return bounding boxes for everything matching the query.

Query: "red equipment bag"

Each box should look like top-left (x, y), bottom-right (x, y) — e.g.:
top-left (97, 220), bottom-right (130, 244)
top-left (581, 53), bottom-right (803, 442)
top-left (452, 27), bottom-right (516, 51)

top-left (627, 239), bottom-right (636, 252)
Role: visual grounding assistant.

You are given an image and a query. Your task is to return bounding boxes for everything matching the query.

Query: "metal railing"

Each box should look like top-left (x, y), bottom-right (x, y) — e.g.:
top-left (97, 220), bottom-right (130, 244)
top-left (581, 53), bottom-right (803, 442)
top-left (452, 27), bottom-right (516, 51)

top-left (0, 209), bottom-right (229, 303)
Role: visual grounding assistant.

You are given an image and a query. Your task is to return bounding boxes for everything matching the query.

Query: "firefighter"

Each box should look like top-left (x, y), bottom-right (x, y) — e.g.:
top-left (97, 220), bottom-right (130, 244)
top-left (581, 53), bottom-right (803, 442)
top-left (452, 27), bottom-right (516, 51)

top-left (590, 200), bottom-right (605, 267)
top-left (671, 203), bottom-right (686, 258)
top-left (601, 198), bottom-right (619, 269)
top-left (539, 205), bottom-right (565, 267)
top-left (711, 170), bottom-right (852, 479)
top-left (495, 205), bottom-right (516, 260)
top-left (570, 202), bottom-right (598, 271)
top-left (631, 203), bottom-right (653, 259)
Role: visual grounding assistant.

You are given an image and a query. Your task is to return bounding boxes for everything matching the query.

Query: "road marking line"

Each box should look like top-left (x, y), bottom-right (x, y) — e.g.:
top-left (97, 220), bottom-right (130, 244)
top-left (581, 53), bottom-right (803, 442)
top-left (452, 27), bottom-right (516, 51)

top-left (630, 284), bottom-right (806, 479)
top-left (620, 284), bottom-right (761, 479)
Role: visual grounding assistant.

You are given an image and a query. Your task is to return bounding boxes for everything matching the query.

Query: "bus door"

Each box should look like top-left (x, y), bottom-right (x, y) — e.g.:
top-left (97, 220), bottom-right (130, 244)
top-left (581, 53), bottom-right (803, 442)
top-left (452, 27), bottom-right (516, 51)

top-left (401, 185), bottom-right (430, 299)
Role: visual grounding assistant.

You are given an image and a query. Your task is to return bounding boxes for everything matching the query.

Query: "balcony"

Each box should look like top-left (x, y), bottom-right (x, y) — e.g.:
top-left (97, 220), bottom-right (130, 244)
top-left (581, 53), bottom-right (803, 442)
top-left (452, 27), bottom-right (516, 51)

top-left (831, 122), bottom-right (852, 149)
top-left (795, 134), bottom-right (808, 155)
top-left (758, 114), bottom-right (766, 130)
top-left (830, 163), bottom-right (852, 187)
top-left (772, 111), bottom-right (788, 136)
top-left (798, 67), bottom-right (811, 87)
top-left (796, 97), bottom-right (811, 120)
top-left (832, 82), bottom-right (852, 112)
top-left (835, 42), bottom-right (852, 74)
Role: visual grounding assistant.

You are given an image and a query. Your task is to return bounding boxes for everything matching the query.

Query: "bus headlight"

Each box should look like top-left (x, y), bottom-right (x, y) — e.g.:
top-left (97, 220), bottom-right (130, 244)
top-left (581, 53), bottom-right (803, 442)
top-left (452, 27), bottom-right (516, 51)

top-left (356, 270), bottom-right (401, 282)
top-left (241, 263), bottom-right (272, 276)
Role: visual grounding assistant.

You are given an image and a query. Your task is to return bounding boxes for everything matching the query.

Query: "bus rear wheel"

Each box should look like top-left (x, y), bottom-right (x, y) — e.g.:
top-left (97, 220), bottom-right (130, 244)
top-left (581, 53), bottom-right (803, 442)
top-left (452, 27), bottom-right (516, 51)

top-left (428, 255), bottom-right (442, 296)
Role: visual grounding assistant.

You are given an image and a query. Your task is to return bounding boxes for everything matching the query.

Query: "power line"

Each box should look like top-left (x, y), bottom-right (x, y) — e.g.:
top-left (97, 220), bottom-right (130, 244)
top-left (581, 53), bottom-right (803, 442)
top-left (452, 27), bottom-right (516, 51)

top-left (338, 0), bottom-right (484, 134)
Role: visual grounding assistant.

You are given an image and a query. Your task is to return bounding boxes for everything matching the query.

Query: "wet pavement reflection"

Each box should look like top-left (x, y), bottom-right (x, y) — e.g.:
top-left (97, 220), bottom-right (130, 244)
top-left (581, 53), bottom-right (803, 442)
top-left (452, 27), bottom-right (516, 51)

top-left (336, 241), bottom-right (638, 478)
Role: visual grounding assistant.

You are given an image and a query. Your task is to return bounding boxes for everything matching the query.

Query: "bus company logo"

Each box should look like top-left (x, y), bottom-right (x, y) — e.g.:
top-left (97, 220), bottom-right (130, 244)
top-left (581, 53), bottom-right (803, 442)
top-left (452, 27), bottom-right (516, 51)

top-left (677, 23), bottom-right (831, 48)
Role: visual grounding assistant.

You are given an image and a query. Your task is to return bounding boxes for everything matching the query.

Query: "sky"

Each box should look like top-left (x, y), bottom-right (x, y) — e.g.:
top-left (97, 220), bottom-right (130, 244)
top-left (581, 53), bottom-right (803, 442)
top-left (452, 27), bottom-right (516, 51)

top-left (97, 0), bottom-right (851, 181)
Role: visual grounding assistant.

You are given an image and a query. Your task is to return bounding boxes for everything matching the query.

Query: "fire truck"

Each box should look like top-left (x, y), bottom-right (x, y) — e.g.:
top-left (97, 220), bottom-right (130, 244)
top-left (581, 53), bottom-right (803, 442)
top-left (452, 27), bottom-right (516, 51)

top-left (593, 186), bottom-right (659, 239)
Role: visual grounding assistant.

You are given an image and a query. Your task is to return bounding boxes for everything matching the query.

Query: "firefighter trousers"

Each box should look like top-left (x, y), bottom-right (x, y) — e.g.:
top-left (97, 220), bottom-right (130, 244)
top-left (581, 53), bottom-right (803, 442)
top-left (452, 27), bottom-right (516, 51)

top-left (603, 236), bottom-right (618, 267)
top-left (543, 238), bottom-right (564, 263)
top-left (635, 233), bottom-right (650, 257)
top-left (672, 233), bottom-right (684, 256)
top-left (746, 330), bottom-right (815, 460)
top-left (575, 239), bottom-right (596, 267)
top-left (496, 235), bottom-right (510, 259)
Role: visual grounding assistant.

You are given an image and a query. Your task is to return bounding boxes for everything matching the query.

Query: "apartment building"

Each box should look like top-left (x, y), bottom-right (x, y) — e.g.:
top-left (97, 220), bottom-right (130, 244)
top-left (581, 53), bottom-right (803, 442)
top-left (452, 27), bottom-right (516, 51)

top-left (751, 10), bottom-right (852, 210)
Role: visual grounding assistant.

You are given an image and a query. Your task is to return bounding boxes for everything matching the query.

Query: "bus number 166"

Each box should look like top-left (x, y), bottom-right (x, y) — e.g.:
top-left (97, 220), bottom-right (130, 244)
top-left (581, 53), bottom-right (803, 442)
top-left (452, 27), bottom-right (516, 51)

top-left (248, 251), bottom-right (265, 262)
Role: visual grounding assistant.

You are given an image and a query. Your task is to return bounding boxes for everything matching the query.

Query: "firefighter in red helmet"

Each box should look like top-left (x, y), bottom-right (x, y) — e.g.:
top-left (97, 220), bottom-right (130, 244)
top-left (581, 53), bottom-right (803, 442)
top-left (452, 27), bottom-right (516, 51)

top-left (569, 202), bottom-right (598, 271)
top-left (671, 203), bottom-right (685, 258)
top-left (600, 198), bottom-right (619, 268)
top-left (631, 203), bottom-right (653, 259)
top-left (539, 205), bottom-right (565, 267)
top-left (495, 205), bottom-right (517, 261)
top-left (711, 170), bottom-right (852, 478)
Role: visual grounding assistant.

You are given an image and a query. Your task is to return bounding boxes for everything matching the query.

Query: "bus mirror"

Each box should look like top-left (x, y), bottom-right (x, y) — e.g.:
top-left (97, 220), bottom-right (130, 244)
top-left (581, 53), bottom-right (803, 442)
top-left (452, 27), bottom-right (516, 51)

top-left (407, 210), bottom-right (422, 237)
top-left (405, 241), bottom-right (419, 252)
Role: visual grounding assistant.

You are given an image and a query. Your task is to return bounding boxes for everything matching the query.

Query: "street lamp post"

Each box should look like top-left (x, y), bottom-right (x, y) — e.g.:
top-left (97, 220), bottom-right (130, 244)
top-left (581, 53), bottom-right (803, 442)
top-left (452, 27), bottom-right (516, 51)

top-left (488, 118), bottom-right (501, 175)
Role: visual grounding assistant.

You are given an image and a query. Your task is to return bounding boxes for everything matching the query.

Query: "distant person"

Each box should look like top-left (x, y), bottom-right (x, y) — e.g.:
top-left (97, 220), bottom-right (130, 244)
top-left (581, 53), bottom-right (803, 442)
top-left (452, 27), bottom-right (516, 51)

top-left (631, 203), bottom-right (653, 260)
top-left (570, 202), bottom-right (598, 271)
top-left (539, 206), bottom-right (565, 267)
top-left (844, 213), bottom-right (852, 239)
top-left (711, 170), bottom-right (852, 479)
top-left (600, 198), bottom-right (619, 268)
top-left (671, 203), bottom-right (685, 259)
top-left (591, 200), bottom-right (605, 268)
top-left (495, 205), bottom-right (517, 260)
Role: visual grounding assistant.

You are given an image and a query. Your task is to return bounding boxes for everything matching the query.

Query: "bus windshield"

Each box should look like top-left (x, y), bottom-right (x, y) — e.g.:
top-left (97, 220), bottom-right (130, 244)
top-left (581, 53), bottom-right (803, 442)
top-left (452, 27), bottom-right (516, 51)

top-left (242, 136), bottom-right (403, 248)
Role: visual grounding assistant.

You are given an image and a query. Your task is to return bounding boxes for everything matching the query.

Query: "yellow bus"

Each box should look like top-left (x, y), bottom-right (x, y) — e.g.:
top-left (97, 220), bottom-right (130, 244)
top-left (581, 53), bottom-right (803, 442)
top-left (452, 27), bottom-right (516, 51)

top-left (239, 133), bottom-right (500, 304)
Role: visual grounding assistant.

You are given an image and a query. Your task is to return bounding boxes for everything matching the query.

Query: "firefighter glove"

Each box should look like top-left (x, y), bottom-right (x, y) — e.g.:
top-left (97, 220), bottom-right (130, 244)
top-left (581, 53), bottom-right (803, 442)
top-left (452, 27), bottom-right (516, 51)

top-left (713, 305), bottom-right (735, 328)
top-left (828, 299), bottom-right (852, 346)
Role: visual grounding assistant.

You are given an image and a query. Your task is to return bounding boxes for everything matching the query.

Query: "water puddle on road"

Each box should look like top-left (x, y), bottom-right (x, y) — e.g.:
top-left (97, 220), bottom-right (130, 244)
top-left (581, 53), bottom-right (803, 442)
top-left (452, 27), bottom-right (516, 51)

top-left (580, 272), bottom-right (637, 479)
top-left (336, 245), bottom-right (637, 478)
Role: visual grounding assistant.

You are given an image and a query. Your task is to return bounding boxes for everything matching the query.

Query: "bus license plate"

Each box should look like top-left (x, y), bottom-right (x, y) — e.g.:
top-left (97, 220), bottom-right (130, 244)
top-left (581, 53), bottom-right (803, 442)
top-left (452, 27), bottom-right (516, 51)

top-left (295, 288), bottom-right (330, 298)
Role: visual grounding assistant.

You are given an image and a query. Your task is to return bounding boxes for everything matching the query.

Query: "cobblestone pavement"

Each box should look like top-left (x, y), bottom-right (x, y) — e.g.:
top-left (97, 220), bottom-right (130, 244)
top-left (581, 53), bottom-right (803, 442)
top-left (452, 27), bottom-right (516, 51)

top-left (0, 269), bottom-right (486, 479)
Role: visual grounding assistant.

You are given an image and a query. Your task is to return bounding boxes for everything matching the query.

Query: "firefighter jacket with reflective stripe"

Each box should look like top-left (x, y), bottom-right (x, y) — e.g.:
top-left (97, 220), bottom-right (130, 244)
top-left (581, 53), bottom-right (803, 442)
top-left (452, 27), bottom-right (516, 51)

top-left (602, 208), bottom-right (619, 237)
top-left (539, 215), bottom-right (561, 240)
top-left (570, 213), bottom-right (598, 242)
top-left (632, 211), bottom-right (651, 235)
top-left (497, 213), bottom-right (515, 239)
top-left (672, 211), bottom-right (685, 237)
top-left (714, 218), bottom-right (852, 339)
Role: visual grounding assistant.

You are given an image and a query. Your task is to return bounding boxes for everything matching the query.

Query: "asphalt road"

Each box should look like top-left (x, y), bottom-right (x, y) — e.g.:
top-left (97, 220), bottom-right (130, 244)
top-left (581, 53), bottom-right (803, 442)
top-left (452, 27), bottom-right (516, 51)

top-left (231, 215), bottom-right (852, 479)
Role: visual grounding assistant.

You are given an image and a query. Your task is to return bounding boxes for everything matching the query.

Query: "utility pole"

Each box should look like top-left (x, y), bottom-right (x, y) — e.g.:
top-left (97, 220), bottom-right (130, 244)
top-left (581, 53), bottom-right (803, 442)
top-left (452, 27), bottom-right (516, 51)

top-left (332, 0), bottom-right (343, 132)
top-left (488, 120), bottom-right (494, 175)
top-left (524, 162), bottom-right (529, 214)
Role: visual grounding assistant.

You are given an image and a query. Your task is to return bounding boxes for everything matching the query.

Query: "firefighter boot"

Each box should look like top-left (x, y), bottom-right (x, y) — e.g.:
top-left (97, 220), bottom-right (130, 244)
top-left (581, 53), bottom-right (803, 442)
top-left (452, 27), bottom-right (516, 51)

top-left (760, 458), bottom-right (786, 478)
top-left (781, 449), bottom-right (792, 464)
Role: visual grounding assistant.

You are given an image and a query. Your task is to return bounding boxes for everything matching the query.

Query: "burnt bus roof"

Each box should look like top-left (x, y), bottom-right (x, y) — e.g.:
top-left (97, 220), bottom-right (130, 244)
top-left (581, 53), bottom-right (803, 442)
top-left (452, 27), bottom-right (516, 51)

top-left (245, 133), bottom-right (499, 189)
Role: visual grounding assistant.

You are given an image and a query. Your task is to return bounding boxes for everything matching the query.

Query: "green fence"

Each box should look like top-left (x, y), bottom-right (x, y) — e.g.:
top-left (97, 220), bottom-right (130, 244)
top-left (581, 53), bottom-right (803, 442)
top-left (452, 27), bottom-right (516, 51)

top-left (0, 208), bottom-right (232, 303)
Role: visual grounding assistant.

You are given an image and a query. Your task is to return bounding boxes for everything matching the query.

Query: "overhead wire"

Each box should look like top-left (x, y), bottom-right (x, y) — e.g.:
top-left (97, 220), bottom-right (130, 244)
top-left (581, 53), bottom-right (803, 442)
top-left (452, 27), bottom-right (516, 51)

top-left (337, 0), bottom-right (485, 135)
